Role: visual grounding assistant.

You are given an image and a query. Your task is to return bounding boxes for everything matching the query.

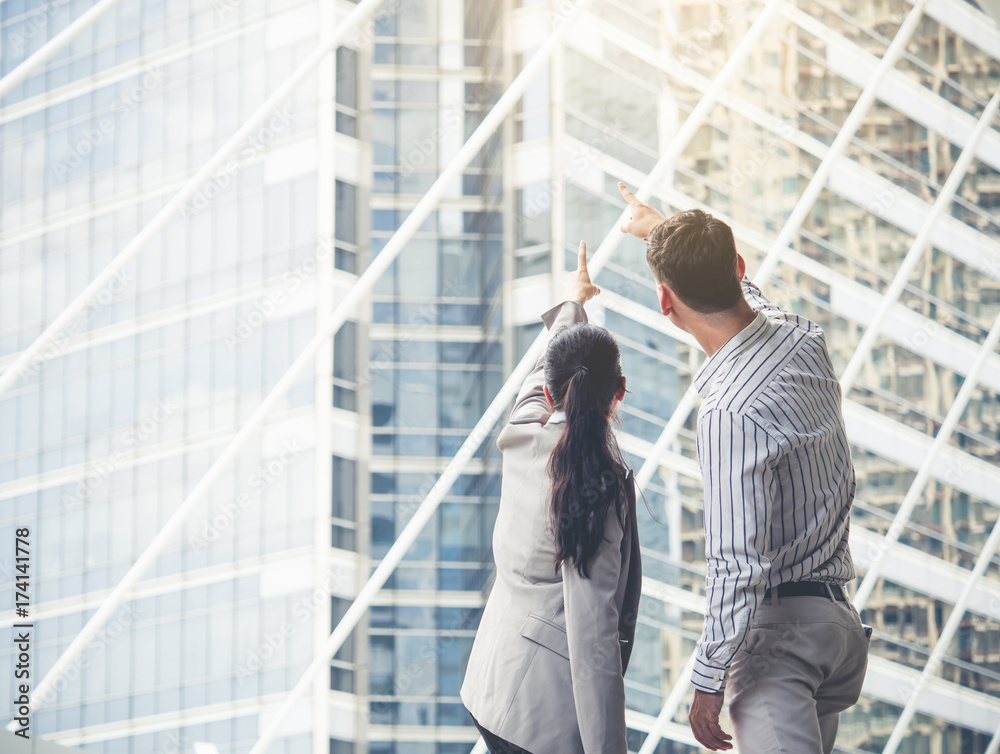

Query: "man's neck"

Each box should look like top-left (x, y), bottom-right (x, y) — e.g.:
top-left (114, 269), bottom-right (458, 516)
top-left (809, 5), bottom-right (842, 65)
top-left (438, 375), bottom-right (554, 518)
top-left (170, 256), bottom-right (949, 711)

top-left (689, 301), bottom-right (759, 358)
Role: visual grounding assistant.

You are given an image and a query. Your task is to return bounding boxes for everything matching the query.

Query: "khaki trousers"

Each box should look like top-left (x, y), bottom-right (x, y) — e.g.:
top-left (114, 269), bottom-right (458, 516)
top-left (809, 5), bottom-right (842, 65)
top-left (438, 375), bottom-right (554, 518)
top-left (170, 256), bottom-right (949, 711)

top-left (725, 593), bottom-right (870, 754)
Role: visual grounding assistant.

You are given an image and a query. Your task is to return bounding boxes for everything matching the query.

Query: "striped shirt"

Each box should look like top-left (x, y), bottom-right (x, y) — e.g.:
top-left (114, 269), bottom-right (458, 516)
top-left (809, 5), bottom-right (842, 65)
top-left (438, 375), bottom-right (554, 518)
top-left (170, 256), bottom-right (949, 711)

top-left (690, 278), bottom-right (856, 693)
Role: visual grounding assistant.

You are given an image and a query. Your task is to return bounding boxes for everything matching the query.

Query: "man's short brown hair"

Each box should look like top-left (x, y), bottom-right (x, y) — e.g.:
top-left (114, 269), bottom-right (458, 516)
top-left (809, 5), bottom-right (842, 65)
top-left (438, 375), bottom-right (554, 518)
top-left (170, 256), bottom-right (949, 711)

top-left (646, 209), bottom-right (743, 313)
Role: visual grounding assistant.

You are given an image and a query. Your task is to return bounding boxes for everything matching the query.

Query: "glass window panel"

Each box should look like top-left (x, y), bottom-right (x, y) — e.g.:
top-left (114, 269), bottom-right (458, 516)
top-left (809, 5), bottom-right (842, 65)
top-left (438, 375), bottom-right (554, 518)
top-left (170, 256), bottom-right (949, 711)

top-left (334, 180), bottom-right (357, 244)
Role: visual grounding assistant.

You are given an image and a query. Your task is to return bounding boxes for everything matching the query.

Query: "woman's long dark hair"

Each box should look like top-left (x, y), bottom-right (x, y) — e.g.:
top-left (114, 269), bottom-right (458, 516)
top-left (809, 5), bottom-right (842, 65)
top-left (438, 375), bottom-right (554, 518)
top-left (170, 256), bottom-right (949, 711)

top-left (545, 323), bottom-right (627, 578)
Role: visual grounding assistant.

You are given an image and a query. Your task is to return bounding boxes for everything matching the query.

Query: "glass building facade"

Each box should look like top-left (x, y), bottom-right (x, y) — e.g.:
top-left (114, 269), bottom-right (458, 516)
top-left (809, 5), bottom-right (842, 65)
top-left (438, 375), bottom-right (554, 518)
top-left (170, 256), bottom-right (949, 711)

top-left (1, 0), bottom-right (999, 753)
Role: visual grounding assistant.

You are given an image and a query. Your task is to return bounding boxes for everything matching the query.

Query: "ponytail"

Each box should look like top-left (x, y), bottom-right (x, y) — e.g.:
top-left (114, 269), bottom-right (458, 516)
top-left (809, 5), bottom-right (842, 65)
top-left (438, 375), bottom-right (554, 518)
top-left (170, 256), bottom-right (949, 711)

top-left (545, 325), bottom-right (627, 578)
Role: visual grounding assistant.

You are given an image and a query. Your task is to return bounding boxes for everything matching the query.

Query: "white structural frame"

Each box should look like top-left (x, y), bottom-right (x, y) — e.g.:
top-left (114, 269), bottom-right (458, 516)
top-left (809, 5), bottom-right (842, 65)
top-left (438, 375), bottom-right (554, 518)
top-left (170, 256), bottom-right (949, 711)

top-left (23, 0), bottom-right (393, 711)
top-left (7, 0), bottom-right (1000, 750)
top-left (988, 721), bottom-right (1000, 754)
top-left (0, 0), bottom-right (388, 398)
top-left (851, 86), bottom-right (1000, 610)
top-left (634, 77), bottom-right (1000, 754)
top-left (753, 1), bottom-right (926, 284)
top-left (585, 8), bottom-right (1000, 287)
top-left (881, 301), bottom-right (1000, 754)
top-left (0, 0), bottom-right (127, 100)
top-left (27, 0), bottom-right (595, 712)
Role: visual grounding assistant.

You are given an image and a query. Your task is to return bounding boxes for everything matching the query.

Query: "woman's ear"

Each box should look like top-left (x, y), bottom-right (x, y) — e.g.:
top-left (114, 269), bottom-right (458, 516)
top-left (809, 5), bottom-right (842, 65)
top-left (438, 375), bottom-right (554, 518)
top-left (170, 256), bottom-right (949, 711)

top-left (543, 385), bottom-right (554, 408)
top-left (616, 376), bottom-right (627, 402)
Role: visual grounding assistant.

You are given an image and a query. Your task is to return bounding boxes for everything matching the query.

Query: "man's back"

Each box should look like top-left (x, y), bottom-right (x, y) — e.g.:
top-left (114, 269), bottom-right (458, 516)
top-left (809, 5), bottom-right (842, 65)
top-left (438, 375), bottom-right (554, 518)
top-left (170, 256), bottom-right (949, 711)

top-left (616, 187), bottom-right (868, 751)
top-left (690, 278), bottom-right (867, 754)
top-left (695, 277), bottom-right (855, 596)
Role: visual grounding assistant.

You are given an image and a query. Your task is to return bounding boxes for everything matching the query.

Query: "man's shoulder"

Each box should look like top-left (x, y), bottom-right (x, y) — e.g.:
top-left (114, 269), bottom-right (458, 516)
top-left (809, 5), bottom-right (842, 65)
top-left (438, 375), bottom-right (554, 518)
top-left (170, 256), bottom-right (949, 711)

top-left (701, 332), bottom-right (831, 435)
top-left (760, 304), bottom-right (823, 337)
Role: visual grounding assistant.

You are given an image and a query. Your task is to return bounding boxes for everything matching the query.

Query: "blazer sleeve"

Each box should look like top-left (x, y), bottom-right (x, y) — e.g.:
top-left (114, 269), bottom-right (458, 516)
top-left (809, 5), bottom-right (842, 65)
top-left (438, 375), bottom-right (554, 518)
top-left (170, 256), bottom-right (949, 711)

top-left (507, 300), bottom-right (588, 425)
top-left (561, 505), bottom-right (628, 754)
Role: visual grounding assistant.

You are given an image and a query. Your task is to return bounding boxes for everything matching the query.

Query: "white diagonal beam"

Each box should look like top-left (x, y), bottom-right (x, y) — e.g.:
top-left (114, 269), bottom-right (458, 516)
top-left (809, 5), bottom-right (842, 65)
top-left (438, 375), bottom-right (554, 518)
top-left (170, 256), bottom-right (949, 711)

top-left (634, 6), bottom-right (928, 750)
top-left (987, 720), bottom-right (1000, 754)
top-left (780, 1), bottom-right (1000, 175)
top-left (0, 0), bottom-right (386, 398)
top-left (27, 0), bottom-right (578, 717)
top-left (569, 133), bottom-right (1000, 400)
top-left (905, 0), bottom-right (1000, 64)
top-left (852, 86), bottom-right (1000, 610)
top-left (882, 312), bottom-right (1000, 753)
top-left (753, 0), bottom-right (925, 284)
top-left (883, 517), bottom-right (1000, 751)
top-left (635, 652), bottom-right (701, 754)
top-left (0, 0), bottom-right (127, 100)
top-left (584, 11), bottom-right (1000, 286)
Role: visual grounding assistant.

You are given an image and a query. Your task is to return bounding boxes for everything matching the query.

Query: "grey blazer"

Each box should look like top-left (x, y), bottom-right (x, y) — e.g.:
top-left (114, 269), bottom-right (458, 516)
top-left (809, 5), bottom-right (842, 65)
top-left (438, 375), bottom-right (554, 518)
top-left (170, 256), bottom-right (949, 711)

top-left (461, 301), bottom-right (642, 754)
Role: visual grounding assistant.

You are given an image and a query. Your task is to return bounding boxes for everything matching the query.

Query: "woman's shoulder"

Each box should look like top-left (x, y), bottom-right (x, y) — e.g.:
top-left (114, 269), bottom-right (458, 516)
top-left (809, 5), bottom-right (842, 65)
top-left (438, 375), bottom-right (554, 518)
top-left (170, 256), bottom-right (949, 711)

top-left (497, 416), bottom-right (564, 452)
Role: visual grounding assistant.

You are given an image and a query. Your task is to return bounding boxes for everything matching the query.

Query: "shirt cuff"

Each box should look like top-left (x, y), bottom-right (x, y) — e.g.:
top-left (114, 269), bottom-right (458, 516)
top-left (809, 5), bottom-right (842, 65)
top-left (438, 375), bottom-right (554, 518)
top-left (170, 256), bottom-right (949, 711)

top-left (691, 657), bottom-right (728, 693)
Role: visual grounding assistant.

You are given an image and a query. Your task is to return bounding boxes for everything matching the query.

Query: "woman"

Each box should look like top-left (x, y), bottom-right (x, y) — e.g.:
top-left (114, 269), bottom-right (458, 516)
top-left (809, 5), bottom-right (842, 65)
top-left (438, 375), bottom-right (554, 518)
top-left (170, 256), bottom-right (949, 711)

top-left (461, 242), bottom-right (642, 754)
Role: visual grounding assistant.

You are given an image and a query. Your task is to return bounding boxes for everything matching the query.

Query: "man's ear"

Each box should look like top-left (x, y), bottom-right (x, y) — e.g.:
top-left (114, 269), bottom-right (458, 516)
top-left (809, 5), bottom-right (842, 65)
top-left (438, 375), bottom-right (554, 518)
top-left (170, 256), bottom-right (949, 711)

top-left (736, 253), bottom-right (747, 279)
top-left (657, 283), bottom-right (674, 317)
top-left (543, 385), bottom-right (554, 408)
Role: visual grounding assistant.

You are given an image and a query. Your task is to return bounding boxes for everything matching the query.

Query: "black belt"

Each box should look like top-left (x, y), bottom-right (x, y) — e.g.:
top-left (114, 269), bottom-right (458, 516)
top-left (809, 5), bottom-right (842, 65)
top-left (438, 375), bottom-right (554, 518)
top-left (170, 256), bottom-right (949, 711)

top-left (764, 581), bottom-right (848, 602)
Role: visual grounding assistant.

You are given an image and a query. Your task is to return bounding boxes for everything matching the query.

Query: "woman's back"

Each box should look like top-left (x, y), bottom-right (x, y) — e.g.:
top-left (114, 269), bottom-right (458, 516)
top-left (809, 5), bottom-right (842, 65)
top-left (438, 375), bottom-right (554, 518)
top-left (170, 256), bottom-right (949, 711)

top-left (460, 267), bottom-right (642, 754)
top-left (491, 420), bottom-right (563, 586)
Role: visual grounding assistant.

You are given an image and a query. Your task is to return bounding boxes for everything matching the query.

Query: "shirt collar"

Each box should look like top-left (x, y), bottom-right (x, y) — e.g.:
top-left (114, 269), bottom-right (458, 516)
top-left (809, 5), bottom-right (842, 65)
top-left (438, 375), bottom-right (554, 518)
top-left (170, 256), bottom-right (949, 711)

top-left (693, 311), bottom-right (769, 397)
top-left (546, 410), bottom-right (567, 425)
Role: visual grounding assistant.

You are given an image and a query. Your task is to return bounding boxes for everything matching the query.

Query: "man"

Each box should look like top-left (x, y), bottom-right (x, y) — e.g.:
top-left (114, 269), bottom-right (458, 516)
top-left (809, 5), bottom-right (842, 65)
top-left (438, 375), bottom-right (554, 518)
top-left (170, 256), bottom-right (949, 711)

top-left (618, 182), bottom-right (869, 753)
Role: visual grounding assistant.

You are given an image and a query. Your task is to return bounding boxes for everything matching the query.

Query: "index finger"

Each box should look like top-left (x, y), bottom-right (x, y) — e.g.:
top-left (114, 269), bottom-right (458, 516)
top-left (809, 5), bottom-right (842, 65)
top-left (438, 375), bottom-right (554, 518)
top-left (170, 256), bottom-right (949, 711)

top-left (618, 180), bottom-right (639, 207)
top-left (578, 240), bottom-right (588, 270)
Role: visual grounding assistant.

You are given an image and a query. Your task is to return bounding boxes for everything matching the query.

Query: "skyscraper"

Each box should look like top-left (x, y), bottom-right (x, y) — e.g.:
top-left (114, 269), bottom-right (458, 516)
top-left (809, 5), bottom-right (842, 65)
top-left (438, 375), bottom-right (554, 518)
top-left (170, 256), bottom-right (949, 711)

top-left (1, 1), bottom-right (999, 753)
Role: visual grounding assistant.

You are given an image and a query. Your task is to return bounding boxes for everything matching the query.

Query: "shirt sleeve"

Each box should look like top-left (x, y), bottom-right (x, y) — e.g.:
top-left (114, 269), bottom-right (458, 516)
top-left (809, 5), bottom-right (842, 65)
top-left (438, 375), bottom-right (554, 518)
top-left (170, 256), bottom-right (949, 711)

top-left (692, 408), bottom-right (779, 692)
